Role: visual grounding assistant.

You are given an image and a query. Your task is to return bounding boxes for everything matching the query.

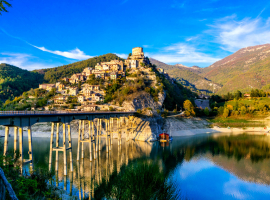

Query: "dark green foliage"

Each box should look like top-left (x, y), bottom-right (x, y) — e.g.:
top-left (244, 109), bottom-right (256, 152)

top-left (39, 53), bottom-right (122, 83)
top-left (0, 64), bottom-right (44, 101)
top-left (0, 152), bottom-right (59, 200)
top-left (0, 0), bottom-right (11, 14)
top-left (94, 160), bottom-right (179, 200)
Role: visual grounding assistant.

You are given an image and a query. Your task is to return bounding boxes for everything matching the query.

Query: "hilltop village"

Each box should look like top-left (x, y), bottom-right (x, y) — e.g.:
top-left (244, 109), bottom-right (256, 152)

top-left (35, 47), bottom-right (176, 112)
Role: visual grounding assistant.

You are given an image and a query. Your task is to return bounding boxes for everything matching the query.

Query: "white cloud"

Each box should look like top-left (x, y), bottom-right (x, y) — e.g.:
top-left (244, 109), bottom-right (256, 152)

top-left (31, 46), bottom-right (92, 60)
top-left (208, 15), bottom-right (270, 52)
top-left (0, 53), bottom-right (56, 70)
top-left (142, 45), bottom-right (153, 48)
top-left (147, 43), bottom-right (220, 64)
top-left (115, 53), bottom-right (128, 59)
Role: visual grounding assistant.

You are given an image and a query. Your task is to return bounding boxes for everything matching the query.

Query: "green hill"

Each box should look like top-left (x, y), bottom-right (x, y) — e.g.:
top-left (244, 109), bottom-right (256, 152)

top-left (149, 58), bottom-right (221, 93)
top-left (201, 44), bottom-right (270, 94)
top-left (38, 53), bottom-right (123, 83)
top-left (0, 63), bottom-right (44, 101)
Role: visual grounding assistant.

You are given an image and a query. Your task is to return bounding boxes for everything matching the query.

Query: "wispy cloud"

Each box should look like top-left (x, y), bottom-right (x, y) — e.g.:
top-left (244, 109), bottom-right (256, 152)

top-left (0, 28), bottom-right (92, 60)
top-left (0, 53), bottom-right (56, 70)
top-left (208, 15), bottom-right (270, 52)
top-left (147, 43), bottom-right (220, 64)
top-left (115, 53), bottom-right (128, 59)
top-left (142, 45), bottom-right (153, 48)
top-left (31, 45), bottom-right (92, 60)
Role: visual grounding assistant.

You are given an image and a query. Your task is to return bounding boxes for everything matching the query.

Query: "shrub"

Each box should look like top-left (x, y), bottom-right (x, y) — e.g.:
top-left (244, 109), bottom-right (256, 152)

top-left (223, 108), bottom-right (230, 118)
top-left (137, 109), bottom-right (142, 114)
top-left (109, 106), bottom-right (115, 111)
top-left (183, 100), bottom-right (195, 116)
top-left (157, 109), bottom-right (160, 114)
top-left (240, 106), bottom-right (247, 115)
top-left (204, 107), bottom-right (210, 116)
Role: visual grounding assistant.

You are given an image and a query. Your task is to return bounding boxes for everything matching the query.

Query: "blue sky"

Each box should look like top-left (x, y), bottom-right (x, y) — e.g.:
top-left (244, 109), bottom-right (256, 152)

top-left (0, 0), bottom-right (270, 70)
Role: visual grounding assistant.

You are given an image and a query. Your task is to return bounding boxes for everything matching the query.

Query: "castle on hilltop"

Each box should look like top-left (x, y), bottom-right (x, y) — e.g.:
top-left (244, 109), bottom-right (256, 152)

top-left (125, 47), bottom-right (148, 69)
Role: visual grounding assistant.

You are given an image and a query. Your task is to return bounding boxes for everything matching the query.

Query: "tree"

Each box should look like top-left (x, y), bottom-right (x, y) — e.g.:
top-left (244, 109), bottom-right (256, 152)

top-left (240, 106), bottom-right (247, 115)
top-left (183, 100), bottom-right (195, 117)
top-left (204, 107), bottom-right (209, 116)
top-left (0, 0), bottom-right (11, 15)
top-left (223, 108), bottom-right (229, 118)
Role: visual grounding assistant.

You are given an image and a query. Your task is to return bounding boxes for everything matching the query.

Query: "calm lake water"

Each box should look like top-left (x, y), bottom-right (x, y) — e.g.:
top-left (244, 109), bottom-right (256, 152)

top-left (1, 132), bottom-right (270, 199)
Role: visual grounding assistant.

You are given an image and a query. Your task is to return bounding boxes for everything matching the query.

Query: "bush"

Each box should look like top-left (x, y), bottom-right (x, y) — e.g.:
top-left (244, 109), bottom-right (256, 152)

top-left (204, 107), bottom-right (210, 116)
top-left (173, 109), bottom-right (177, 114)
top-left (240, 106), bottom-right (247, 115)
top-left (183, 100), bottom-right (195, 117)
top-left (109, 106), bottom-right (115, 111)
top-left (157, 109), bottom-right (160, 114)
top-left (223, 108), bottom-right (230, 118)
top-left (137, 109), bottom-right (142, 114)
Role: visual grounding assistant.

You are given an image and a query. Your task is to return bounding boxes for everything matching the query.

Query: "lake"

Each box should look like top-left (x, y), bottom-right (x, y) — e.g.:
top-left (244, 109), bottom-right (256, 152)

top-left (1, 132), bottom-right (270, 199)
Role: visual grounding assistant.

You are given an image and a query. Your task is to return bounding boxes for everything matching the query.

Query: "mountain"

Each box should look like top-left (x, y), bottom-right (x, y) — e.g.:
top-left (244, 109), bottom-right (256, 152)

top-left (0, 63), bottom-right (44, 101)
top-left (36, 53), bottom-right (123, 83)
top-left (201, 44), bottom-right (270, 94)
top-left (149, 58), bottom-right (221, 93)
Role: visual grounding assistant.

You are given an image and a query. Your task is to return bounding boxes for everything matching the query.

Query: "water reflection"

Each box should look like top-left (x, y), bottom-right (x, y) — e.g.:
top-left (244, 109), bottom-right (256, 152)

top-left (2, 133), bottom-right (270, 199)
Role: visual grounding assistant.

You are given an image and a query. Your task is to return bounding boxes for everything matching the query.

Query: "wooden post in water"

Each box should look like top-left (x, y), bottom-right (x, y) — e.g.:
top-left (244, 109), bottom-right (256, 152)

top-left (27, 126), bottom-right (34, 172)
top-left (19, 127), bottom-right (23, 173)
top-left (89, 121), bottom-right (93, 162)
top-left (99, 119), bottom-right (101, 151)
top-left (81, 120), bottom-right (85, 159)
top-left (49, 122), bottom-right (54, 172)
top-left (106, 119), bottom-right (109, 153)
top-left (63, 123), bottom-right (67, 176)
top-left (55, 123), bottom-right (59, 172)
top-left (77, 120), bottom-right (81, 161)
top-left (3, 126), bottom-right (9, 158)
top-left (95, 119), bottom-right (99, 152)
top-left (67, 123), bottom-right (73, 172)
top-left (14, 127), bottom-right (18, 158)
top-left (117, 118), bottom-right (120, 146)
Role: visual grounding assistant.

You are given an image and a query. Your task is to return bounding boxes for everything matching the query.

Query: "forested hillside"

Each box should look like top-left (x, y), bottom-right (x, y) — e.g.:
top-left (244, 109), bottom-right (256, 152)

top-left (0, 63), bottom-right (44, 100)
top-left (38, 53), bottom-right (123, 83)
top-left (149, 58), bottom-right (221, 93)
top-left (201, 44), bottom-right (270, 94)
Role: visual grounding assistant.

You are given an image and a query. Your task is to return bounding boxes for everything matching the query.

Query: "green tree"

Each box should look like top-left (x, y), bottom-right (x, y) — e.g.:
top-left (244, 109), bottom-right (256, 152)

top-left (240, 106), bottom-right (247, 115)
top-left (223, 108), bottom-right (230, 118)
top-left (183, 100), bottom-right (195, 116)
top-left (0, 0), bottom-right (11, 15)
top-left (204, 107), bottom-right (210, 116)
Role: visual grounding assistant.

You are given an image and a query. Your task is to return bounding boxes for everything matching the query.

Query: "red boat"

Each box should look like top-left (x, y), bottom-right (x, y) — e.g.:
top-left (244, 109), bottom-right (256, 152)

top-left (159, 133), bottom-right (171, 142)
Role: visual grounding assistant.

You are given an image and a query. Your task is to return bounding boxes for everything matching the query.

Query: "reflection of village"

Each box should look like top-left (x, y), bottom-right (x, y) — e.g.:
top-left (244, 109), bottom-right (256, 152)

top-left (37, 47), bottom-right (175, 112)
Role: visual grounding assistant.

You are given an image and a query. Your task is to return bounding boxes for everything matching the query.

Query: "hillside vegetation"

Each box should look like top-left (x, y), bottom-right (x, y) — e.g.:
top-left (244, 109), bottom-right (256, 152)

top-left (201, 44), bottom-right (270, 94)
top-left (0, 63), bottom-right (44, 101)
top-left (149, 58), bottom-right (221, 93)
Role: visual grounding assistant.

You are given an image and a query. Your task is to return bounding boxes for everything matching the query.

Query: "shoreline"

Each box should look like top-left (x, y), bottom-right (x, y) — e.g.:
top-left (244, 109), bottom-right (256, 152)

top-left (0, 127), bottom-right (269, 138)
top-left (168, 127), bottom-right (270, 137)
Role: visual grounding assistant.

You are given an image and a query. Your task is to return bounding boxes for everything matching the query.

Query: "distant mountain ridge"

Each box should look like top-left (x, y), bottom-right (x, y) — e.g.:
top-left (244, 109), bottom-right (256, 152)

top-left (149, 58), bottom-right (221, 93)
top-left (201, 44), bottom-right (270, 94)
top-left (151, 44), bottom-right (270, 94)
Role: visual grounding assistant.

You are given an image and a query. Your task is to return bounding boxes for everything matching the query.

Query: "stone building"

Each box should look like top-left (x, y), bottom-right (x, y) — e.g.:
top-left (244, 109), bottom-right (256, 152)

top-left (78, 95), bottom-right (85, 103)
top-left (54, 95), bottom-right (67, 104)
top-left (82, 67), bottom-right (93, 76)
top-left (70, 73), bottom-right (86, 84)
top-left (110, 72), bottom-right (118, 80)
top-left (67, 87), bottom-right (78, 96)
top-left (39, 84), bottom-right (55, 91)
top-left (125, 47), bottom-right (148, 69)
top-left (95, 60), bottom-right (124, 71)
